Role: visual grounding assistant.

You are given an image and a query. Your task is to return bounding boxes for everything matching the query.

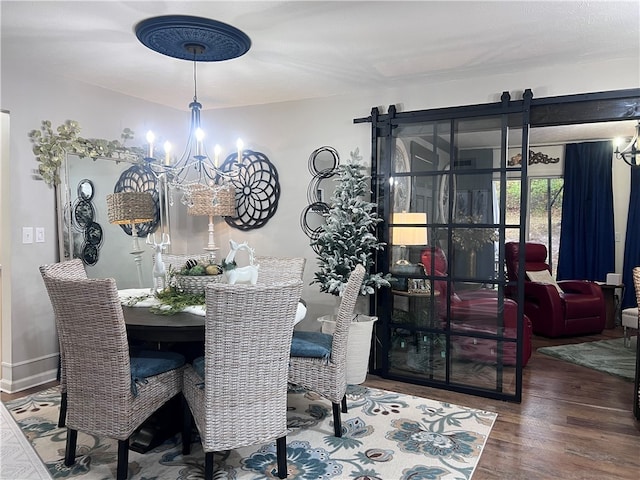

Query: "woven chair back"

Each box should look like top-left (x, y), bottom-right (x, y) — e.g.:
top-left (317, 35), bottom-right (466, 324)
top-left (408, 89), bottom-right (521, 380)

top-left (254, 255), bottom-right (306, 285)
top-left (40, 263), bottom-right (133, 432)
top-left (329, 264), bottom-right (366, 366)
top-left (200, 279), bottom-right (303, 449)
top-left (39, 259), bottom-right (88, 392)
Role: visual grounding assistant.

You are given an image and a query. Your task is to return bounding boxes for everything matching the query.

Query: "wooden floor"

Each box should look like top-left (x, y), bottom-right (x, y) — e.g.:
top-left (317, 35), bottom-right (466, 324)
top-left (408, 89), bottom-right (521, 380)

top-left (2, 328), bottom-right (638, 479)
top-left (365, 326), bottom-right (640, 480)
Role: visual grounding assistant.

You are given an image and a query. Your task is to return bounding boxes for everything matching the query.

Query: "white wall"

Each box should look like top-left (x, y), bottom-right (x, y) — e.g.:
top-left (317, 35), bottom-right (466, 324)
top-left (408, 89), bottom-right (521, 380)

top-left (1, 52), bottom-right (638, 392)
top-left (0, 61), bottom-right (183, 392)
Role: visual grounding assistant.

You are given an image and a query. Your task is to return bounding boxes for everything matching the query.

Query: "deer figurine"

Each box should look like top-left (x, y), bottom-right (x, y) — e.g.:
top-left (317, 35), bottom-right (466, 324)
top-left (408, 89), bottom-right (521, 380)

top-left (222, 239), bottom-right (259, 285)
top-left (147, 232), bottom-right (171, 294)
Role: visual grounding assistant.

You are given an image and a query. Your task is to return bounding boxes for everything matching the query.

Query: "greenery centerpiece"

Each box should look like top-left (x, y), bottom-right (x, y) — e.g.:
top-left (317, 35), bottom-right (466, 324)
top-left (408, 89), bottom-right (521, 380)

top-left (150, 260), bottom-right (224, 314)
top-left (312, 148), bottom-right (391, 296)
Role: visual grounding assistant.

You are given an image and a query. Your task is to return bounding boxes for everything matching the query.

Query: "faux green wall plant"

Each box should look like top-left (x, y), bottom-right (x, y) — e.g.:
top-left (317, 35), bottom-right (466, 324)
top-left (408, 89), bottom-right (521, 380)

top-left (28, 120), bottom-right (144, 186)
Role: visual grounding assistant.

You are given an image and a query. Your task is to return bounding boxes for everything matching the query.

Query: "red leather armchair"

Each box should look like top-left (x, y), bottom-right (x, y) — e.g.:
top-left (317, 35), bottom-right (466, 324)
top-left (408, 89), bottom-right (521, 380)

top-left (504, 242), bottom-right (606, 338)
top-left (421, 247), bottom-right (532, 366)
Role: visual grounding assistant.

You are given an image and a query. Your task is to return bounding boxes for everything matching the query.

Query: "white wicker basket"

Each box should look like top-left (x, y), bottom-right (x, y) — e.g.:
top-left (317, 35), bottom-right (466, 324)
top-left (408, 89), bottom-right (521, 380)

top-left (175, 274), bottom-right (224, 295)
top-left (318, 314), bottom-right (378, 384)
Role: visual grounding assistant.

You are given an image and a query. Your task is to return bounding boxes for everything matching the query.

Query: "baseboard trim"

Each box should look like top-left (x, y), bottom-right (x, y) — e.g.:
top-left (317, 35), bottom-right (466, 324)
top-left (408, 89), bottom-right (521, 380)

top-left (1, 353), bottom-right (59, 394)
top-left (0, 368), bottom-right (58, 394)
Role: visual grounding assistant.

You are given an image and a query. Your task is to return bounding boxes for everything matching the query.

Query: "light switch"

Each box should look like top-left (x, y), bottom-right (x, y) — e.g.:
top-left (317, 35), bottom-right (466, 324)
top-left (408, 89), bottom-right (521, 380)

top-left (35, 227), bottom-right (45, 243)
top-left (22, 227), bottom-right (33, 244)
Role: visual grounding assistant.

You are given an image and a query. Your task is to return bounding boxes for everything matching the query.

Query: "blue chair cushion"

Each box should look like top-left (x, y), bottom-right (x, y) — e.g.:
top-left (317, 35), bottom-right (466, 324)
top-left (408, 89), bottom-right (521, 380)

top-left (192, 356), bottom-right (205, 380)
top-left (130, 350), bottom-right (185, 396)
top-left (290, 331), bottom-right (333, 361)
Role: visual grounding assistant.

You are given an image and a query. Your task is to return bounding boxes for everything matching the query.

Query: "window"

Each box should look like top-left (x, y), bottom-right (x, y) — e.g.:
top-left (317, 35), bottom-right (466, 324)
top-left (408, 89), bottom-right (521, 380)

top-left (497, 177), bottom-right (563, 277)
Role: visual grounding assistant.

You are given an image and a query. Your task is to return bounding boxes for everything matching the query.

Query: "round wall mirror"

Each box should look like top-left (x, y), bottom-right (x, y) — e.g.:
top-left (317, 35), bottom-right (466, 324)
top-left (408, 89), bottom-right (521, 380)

top-left (308, 146), bottom-right (339, 175)
top-left (77, 179), bottom-right (94, 201)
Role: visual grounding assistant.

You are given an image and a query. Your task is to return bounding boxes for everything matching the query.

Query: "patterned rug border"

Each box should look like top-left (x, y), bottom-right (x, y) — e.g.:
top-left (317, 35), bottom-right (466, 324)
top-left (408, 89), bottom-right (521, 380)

top-left (4, 384), bottom-right (497, 480)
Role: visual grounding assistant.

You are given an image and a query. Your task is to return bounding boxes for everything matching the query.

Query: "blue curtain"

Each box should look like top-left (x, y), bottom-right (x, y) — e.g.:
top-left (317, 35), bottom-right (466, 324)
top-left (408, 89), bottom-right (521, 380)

top-left (621, 167), bottom-right (640, 308)
top-left (557, 141), bottom-right (615, 281)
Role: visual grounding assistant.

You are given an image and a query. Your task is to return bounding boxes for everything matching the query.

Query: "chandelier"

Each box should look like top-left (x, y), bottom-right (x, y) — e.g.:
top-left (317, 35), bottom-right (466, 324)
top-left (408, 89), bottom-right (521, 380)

top-left (135, 15), bottom-right (252, 205)
top-left (614, 121), bottom-right (639, 167)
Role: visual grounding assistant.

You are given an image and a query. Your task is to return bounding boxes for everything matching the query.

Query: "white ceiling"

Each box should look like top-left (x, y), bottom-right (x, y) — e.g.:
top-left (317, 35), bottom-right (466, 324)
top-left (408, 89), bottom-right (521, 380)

top-left (2, 0), bottom-right (639, 142)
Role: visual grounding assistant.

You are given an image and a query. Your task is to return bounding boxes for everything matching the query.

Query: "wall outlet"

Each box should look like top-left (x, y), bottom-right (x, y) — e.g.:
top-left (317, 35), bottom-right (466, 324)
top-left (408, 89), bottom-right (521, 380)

top-left (35, 227), bottom-right (45, 243)
top-left (22, 227), bottom-right (33, 244)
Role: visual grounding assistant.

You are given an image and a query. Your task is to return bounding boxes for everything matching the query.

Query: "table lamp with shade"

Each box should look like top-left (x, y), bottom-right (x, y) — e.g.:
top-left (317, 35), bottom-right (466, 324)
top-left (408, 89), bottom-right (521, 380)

top-left (391, 212), bottom-right (428, 289)
top-left (187, 184), bottom-right (236, 260)
top-left (106, 191), bottom-right (155, 287)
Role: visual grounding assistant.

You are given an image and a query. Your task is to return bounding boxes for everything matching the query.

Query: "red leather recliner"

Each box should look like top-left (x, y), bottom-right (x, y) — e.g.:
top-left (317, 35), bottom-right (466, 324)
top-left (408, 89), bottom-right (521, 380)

top-left (421, 247), bottom-right (532, 366)
top-left (504, 242), bottom-right (606, 338)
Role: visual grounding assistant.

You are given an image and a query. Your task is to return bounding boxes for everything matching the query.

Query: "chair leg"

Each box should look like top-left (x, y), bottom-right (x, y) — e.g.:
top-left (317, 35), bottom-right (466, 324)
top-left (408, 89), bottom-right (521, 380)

top-left (276, 435), bottom-right (287, 479)
top-left (64, 428), bottom-right (77, 466)
top-left (332, 402), bottom-right (342, 437)
top-left (58, 391), bottom-right (67, 428)
top-left (181, 395), bottom-right (192, 455)
top-left (623, 326), bottom-right (629, 347)
top-left (204, 452), bottom-right (214, 480)
top-left (341, 394), bottom-right (348, 413)
top-left (116, 439), bottom-right (129, 480)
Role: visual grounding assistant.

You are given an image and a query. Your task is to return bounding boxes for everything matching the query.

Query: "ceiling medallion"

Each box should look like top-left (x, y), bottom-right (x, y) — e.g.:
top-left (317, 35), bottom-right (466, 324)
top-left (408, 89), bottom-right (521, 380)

top-left (135, 15), bottom-right (251, 62)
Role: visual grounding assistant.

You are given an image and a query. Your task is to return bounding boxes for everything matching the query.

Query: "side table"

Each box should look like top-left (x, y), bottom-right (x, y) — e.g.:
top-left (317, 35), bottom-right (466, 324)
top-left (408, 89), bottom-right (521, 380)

top-left (392, 289), bottom-right (440, 328)
top-left (596, 282), bottom-right (624, 329)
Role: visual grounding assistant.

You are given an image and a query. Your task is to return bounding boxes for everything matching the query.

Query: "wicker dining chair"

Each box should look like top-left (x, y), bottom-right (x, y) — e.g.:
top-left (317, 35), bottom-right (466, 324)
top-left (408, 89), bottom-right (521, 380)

top-left (254, 255), bottom-right (306, 284)
top-left (632, 267), bottom-right (640, 420)
top-left (182, 280), bottom-right (303, 480)
top-left (288, 264), bottom-right (366, 437)
top-left (38, 259), bottom-right (88, 428)
top-left (40, 260), bottom-right (186, 480)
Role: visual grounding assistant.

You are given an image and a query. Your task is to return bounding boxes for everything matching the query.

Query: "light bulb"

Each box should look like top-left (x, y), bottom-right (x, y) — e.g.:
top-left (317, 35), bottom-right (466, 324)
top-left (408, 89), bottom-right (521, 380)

top-left (146, 130), bottom-right (155, 158)
top-left (163, 141), bottom-right (172, 166)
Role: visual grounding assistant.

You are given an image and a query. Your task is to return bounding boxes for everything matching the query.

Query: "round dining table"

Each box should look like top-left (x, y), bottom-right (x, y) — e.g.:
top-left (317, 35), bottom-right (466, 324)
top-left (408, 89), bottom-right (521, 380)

top-left (123, 306), bottom-right (205, 343)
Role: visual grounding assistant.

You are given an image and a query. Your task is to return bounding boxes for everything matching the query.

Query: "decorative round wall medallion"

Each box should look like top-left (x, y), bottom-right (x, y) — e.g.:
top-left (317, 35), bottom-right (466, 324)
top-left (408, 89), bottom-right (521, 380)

top-left (84, 221), bottom-right (103, 246)
top-left (218, 150), bottom-right (280, 231)
top-left (308, 146), bottom-right (339, 176)
top-left (300, 202), bottom-right (330, 254)
top-left (81, 243), bottom-right (99, 266)
top-left (113, 165), bottom-right (160, 237)
top-left (301, 146), bottom-right (340, 246)
top-left (73, 200), bottom-right (95, 229)
top-left (306, 170), bottom-right (335, 205)
top-left (73, 179), bottom-right (102, 266)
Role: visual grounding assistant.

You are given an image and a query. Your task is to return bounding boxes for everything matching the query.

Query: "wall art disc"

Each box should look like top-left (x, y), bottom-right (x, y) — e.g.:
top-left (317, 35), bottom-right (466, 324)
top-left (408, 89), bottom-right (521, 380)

top-left (84, 221), bottom-right (103, 246)
top-left (73, 199), bottom-right (95, 229)
top-left (219, 149), bottom-right (280, 230)
top-left (81, 243), bottom-right (99, 266)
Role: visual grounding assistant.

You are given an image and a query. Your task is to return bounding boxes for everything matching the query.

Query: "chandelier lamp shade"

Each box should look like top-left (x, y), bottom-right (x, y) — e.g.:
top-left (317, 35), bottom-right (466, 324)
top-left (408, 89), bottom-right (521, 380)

top-left (614, 121), bottom-right (639, 167)
top-left (187, 184), bottom-right (236, 256)
top-left (134, 15), bottom-right (251, 204)
top-left (106, 192), bottom-right (156, 287)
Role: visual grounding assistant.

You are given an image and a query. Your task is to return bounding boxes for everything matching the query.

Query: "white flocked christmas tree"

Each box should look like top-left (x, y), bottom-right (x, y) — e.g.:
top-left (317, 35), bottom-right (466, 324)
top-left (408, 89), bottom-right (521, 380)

top-left (312, 148), bottom-right (391, 296)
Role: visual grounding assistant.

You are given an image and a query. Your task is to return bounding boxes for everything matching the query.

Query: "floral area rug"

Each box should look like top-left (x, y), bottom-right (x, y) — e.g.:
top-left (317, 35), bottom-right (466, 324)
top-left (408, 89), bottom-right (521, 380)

top-left (4, 384), bottom-right (496, 480)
